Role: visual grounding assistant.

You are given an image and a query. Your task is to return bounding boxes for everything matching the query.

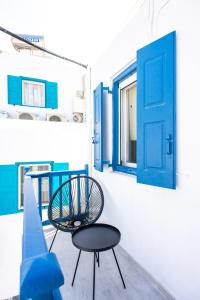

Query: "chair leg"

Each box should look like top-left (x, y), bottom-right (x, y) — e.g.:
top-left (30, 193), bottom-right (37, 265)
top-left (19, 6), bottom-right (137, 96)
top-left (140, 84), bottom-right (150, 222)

top-left (72, 250), bottom-right (82, 286)
top-left (49, 228), bottom-right (58, 252)
top-left (112, 248), bottom-right (126, 289)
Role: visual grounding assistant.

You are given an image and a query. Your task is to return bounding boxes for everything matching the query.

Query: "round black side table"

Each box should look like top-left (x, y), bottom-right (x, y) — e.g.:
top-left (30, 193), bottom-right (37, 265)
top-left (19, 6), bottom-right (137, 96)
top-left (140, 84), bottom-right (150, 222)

top-left (71, 223), bottom-right (126, 300)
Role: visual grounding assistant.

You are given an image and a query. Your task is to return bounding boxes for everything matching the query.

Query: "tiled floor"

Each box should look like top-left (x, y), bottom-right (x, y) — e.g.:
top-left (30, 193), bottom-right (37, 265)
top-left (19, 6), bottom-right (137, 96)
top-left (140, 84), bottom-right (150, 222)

top-left (45, 227), bottom-right (174, 300)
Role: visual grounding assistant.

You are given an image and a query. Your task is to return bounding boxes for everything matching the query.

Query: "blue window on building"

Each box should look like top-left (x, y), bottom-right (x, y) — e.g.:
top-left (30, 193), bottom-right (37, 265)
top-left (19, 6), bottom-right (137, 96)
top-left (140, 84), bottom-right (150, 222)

top-left (93, 31), bottom-right (176, 189)
top-left (112, 62), bottom-right (137, 176)
top-left (7, 75), bottom-right (58, 108)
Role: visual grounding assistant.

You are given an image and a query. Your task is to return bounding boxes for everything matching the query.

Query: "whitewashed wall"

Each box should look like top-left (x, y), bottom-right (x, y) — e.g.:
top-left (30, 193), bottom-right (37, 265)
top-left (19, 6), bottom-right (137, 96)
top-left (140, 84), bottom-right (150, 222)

top-left (91, 1), bottom-right (200, 300)
top-left (0, 50), bottom-right (89, 168)
top-left (0, 119), bottom-right (89, 169)
top-left (0, 51), bottom-right (85, 117)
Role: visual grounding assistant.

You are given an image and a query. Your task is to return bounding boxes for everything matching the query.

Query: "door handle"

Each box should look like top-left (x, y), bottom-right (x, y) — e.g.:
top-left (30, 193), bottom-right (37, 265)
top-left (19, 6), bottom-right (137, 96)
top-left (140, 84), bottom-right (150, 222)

top-left (166, 134), bottom-right (173, 155)
top-left (92, 137), bottom-right (96, 144)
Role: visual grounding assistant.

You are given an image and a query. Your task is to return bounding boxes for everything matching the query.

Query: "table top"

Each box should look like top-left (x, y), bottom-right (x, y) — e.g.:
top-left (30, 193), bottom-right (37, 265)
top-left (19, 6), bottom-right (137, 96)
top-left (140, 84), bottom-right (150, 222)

top-left (72, 223), bottom-right (121, 252)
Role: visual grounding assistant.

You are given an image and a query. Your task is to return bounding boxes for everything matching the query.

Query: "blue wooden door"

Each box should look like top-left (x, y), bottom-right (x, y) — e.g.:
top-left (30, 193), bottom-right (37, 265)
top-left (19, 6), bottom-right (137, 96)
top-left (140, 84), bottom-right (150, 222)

top-left (93, 83), bottom-right (104, 172)
top-left (137, 31), bottom-right (176, 189)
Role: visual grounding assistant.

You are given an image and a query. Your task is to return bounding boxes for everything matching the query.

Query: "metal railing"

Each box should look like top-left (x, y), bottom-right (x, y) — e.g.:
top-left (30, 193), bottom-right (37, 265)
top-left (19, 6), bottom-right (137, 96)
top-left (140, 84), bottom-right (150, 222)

top-left (20, 176), bottom-right (64, 300)
top-left (27, 164), bottom-right (88, 226)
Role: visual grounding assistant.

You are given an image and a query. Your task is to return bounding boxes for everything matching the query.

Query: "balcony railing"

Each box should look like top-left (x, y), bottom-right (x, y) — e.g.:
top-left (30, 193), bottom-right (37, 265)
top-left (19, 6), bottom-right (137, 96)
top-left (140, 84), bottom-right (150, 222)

top-left (20, 175), bottom-right (64, 300)
top-left (27, 164), bottom-right (88, 226)
top-left (21, 165), bottom-right (88, 299)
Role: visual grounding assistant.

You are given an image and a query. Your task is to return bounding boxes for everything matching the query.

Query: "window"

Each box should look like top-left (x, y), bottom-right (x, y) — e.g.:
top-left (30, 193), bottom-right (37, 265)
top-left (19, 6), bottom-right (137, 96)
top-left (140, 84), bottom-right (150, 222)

top-left (120, 74), bottom-right (137, 168)
top-left (18, 164), bottom-right (50, 209)
top-left (93, 32), bottom-right (176, 189)
top-left (22, 80), bottom-right (45, 107)
top-left (8, 75), bottom-right (58, 108)
top-left (112, 63), bottom-right (137, 175)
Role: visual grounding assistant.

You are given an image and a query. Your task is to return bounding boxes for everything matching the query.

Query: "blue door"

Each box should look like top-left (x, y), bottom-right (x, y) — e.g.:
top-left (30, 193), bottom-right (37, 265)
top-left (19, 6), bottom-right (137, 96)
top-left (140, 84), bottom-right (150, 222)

top-left (137, 31), bottom-right (176, 189)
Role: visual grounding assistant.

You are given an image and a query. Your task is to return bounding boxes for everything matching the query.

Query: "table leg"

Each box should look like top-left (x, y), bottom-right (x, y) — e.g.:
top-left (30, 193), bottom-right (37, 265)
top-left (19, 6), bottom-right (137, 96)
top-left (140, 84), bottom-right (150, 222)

top-left (98, 252), bottom-right (100, 267)
top-left (93, 251), bottom-right (96, 300)
top-left (95, 252), bottom-right (100, 267)
top-left (72, 250), bottom-right (82, 286)
top-left (112, 248), bottom-right (126, 289)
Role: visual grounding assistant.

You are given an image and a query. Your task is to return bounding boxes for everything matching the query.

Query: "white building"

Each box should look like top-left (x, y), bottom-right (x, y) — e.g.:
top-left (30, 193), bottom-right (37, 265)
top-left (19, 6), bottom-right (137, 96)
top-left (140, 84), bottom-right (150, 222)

top-left (1, 1), bottom-right (200, 300)
top-left (91, 1), bottom-right (200, 300)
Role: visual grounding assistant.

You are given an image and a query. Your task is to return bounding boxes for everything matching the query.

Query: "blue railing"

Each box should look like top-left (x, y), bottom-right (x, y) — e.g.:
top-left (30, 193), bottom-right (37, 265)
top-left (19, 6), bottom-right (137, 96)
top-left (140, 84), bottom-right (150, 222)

top-left (20, 176), bottom-right (64, 300)
top-left (27, 164), bottom-right (88, 226)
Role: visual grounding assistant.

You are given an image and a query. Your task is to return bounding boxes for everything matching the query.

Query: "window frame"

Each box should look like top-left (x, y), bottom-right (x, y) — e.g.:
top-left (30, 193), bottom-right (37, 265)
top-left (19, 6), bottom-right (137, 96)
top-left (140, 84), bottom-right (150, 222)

top-left (21, 76), bottom-right (46, 108)
top-left (119, 74), bottom-right (137, 168)
top-left (22, 79), bottom-right (45, 108)
top-left (18, 163), bottom-right (51, 210)
top-left (112, 62), bottom-right (137, 175)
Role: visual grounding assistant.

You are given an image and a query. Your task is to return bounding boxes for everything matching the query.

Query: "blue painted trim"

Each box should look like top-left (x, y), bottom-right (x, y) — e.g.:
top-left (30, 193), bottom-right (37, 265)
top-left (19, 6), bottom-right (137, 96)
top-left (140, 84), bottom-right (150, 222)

top-left (114, 165), bottom-right (137, 175)
top-left (21, 76), bottom-right (46, 84)
top-left (173, 32), bottom-right (176, 189)
top-left (113, 62), bottom-right (137, 83)
top-left (28, 168), bottom-right (88, 179)
top-left (103, 87), bottom-right (113, 94)
top-left (20, 176), bottom-right (64, 299)
top-left (112, 62), bottom-right (137, 174)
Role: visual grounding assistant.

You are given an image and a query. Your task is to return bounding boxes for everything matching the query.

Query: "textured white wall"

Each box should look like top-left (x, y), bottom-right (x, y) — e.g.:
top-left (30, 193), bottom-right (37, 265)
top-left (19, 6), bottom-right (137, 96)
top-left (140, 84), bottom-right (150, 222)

top-left (0, 50), bottom-right (89, 168)
top-left (91, 1), bottom-right (200, 299)
top-left (0, 118), bottom-right (89, 169)
top-left (0, 51), bottom-right (85, 117)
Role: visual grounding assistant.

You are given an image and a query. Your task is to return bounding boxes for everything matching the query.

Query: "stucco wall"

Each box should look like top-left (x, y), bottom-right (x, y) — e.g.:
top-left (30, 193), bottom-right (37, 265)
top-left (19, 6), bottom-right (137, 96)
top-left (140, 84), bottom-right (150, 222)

top-left (0, 118), bottom-right (89, 169)
top-left (0, 51), bottom-right (90, 169)
top-left (0, 51), bottom-right (85, 117)
top-left (91, 1), bottom-right (200, 299)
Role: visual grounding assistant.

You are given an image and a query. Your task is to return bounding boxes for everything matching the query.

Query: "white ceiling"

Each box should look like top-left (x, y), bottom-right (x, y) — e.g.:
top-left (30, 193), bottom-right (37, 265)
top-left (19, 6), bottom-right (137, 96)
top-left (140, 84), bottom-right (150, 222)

top-left (0, 0), bottom-right (142, 65)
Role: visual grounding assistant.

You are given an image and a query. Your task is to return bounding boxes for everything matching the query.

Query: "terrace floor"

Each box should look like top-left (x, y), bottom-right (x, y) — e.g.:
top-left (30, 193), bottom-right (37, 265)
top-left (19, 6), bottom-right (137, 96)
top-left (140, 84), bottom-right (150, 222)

top-left (45, 227), bottom-right (174, 300)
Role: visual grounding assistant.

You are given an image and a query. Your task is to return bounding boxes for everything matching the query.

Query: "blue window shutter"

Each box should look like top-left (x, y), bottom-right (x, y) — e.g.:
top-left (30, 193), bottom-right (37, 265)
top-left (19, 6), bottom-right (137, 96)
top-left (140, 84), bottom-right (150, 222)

top-left (45, 81), bottom-right (58, 108)
top-left (53, 162), bottom-right (69, 171)
top-left (8, 75), bottom-right (22, 105)
top-left (0, 164), bottom-right (18, 215)
top-left (53, 162), bottom-right (69, 193)
top-left (137, 31), bottom-right (176, 189)
top-left (93, 82), bottom-right (104, 172)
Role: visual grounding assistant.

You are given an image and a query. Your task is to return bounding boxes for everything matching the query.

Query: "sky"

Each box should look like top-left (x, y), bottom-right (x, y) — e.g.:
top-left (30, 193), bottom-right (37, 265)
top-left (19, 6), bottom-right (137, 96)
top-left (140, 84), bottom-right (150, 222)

top-left (0, 0), bottom-right (142, 66)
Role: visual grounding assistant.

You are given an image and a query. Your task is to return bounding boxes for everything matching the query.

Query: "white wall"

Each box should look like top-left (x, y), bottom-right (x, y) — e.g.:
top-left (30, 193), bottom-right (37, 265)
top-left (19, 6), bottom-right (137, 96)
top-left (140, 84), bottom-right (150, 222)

top-left (0, 50), bottom-right (90, 169)
top-left (91, 1), bottom-right (200, 299)
top-left (0, 118), bottom-right (89, 169)
top-left (0, 51), bottom-right (85, 118)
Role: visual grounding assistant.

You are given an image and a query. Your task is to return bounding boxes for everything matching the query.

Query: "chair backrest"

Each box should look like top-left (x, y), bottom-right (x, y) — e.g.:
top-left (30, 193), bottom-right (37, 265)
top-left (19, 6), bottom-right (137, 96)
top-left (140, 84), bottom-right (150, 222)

top-left (48, 175), bottom-right (104, 232)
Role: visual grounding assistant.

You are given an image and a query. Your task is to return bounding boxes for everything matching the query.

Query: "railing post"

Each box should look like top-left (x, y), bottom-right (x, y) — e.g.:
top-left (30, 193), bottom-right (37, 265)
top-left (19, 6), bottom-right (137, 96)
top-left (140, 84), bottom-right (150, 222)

top-left (59, 175), bottom-right (63, 218)
top-left (85, 164), bottom-right (89, 176)
top-left (38, 177), bottom-right (42, 220)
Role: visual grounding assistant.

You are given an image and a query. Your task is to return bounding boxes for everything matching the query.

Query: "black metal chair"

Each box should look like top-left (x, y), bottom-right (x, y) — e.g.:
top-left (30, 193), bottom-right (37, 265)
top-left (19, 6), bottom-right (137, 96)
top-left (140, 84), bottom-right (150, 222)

top-left (48, 175), bottom-right (104, 251)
